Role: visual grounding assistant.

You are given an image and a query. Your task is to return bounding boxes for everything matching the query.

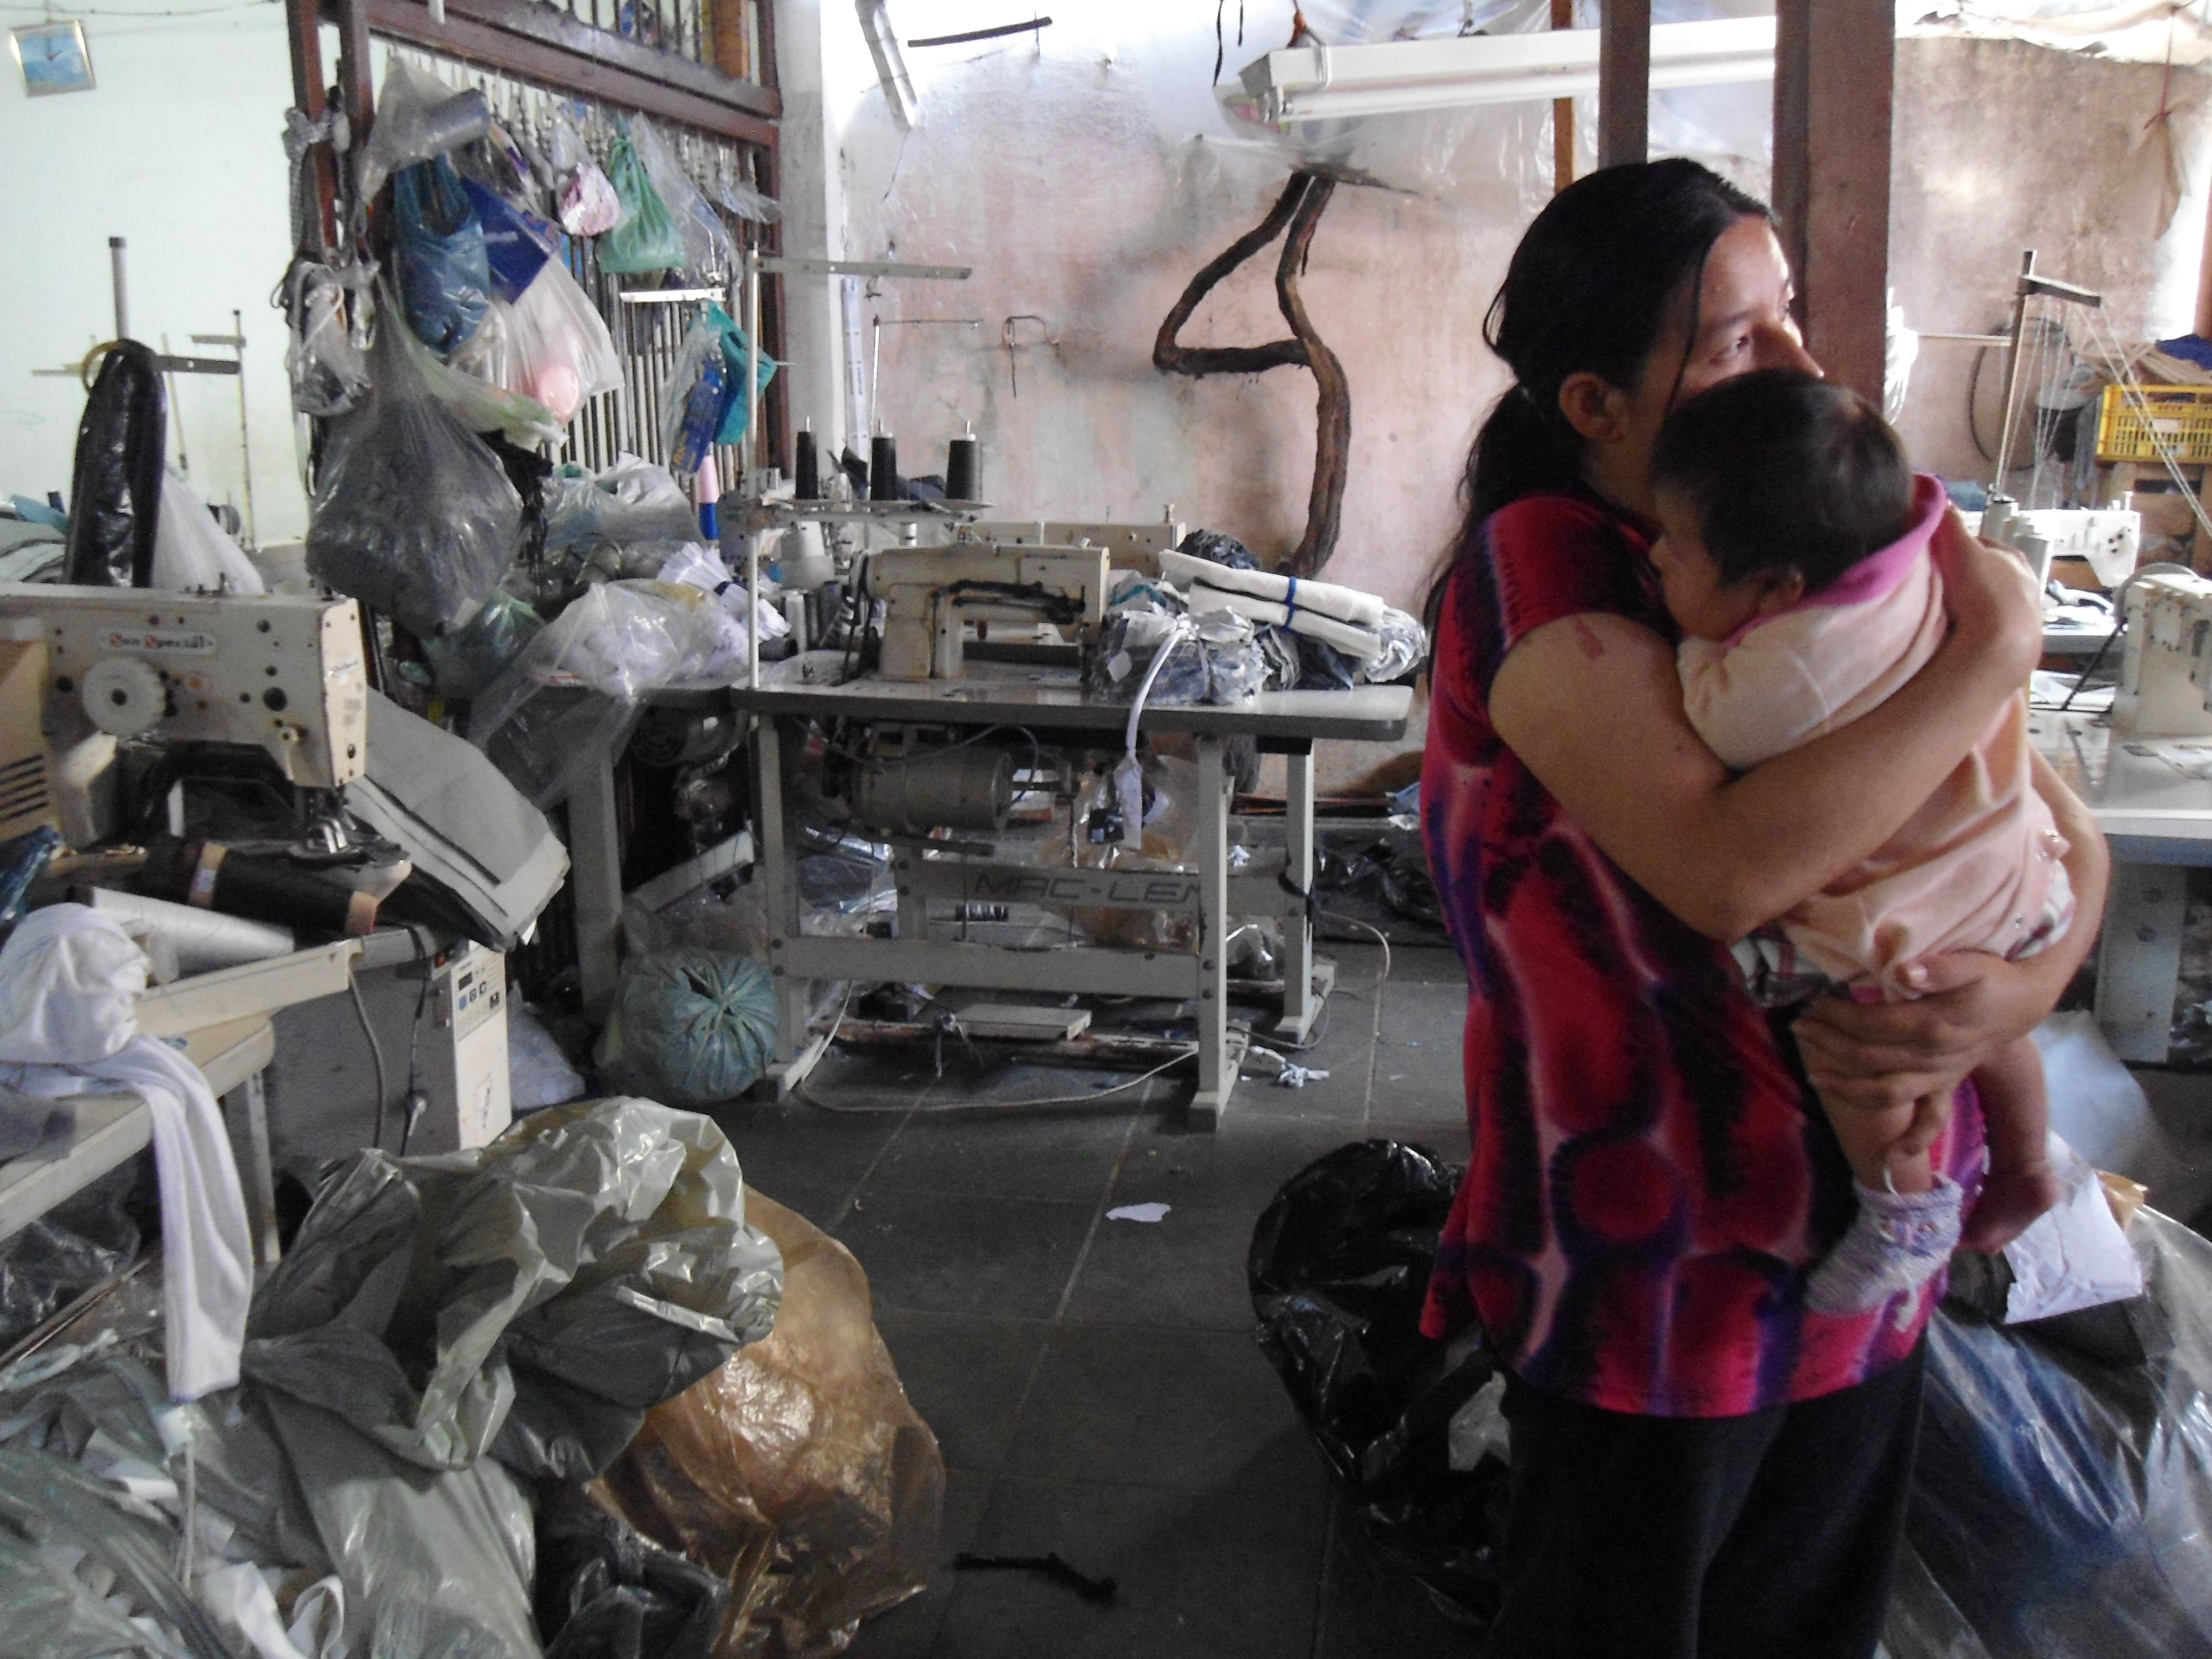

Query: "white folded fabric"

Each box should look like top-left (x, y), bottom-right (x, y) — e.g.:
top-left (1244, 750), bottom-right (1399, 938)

top-left (0, 905), bottom-right (252, 1401)
top-left (1186, 587), bottom-right (1385, 661)
top-left (1158, 551), bottom-right (1388, 627)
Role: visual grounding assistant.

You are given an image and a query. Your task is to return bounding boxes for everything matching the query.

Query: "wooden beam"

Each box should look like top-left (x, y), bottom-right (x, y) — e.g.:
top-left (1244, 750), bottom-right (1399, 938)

top-left (333, 0), bottom-right (375, 147)
top-left (1773, 0), bottom-right (1893, 405)
top-left (362, 0), bottom-right (778, 144)
top-left (1597, 0), bottom-right (1648, 170)
top-left (284, 0), bottom-right (338, 251)
top-left (1551, 0), bottom-right (1574, 193)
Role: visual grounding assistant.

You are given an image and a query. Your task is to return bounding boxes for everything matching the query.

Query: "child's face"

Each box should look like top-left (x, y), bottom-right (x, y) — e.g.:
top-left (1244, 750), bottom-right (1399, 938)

top-left (1649, 492), bottom-right (1804, 642)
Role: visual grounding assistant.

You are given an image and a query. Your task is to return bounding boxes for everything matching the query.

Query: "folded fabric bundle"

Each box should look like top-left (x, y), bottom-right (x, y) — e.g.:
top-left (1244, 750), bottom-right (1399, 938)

top-left (1158, 550), bottom-right (1388, 628)
top-left (1183, 586), bottom-right (1385, 661)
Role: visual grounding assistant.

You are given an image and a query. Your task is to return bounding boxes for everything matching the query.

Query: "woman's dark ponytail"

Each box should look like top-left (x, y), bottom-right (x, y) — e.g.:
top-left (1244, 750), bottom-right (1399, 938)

top-left (1426, 159), bottom-right (1772, 645)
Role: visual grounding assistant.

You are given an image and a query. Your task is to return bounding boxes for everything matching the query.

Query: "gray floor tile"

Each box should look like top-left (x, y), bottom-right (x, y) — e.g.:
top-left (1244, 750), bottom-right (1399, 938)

top-left (833, 1190), bottom-right (1100, 1321)
top-left (1371, 978), bottom-right (1467, 1121)
top-left (1313, 1494), bottom-right (1484, 1659)
top-left (709, 1097), bottom-right (906, 1198)
top-left (1112, 1114), bottom-right (1355, 1209)
top-left (865, 1103), bottom-right (1135, 1203)
top-left (1063, 1203), bottom-right (1259, 1331)
top-left (844, 1465), bottom-right (992, 1659)
top-left (873, 1311), bottom-right (1052, 1473)
top-left (1000, 1324), bottom-right (1325, 1499)
top-left (931, 1464), bottom-right (1328, 1659)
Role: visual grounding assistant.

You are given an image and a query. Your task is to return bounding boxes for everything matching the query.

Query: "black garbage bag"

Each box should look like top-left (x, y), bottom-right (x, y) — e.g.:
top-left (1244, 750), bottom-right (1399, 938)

top-left (62, 340), bottom-right (166, 587)
top-left (535, 1484), bottom-right (729, 1659)
top-left (1249, 1139), bottom-right (1505, 1627)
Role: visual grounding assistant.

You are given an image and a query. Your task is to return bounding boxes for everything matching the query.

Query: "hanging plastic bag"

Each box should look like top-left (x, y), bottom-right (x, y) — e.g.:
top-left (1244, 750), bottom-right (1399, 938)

top-left (550, 108), bottom-right (624, 237)
top-left (393, 155), bottom-right (492, 355)
top-left (461, 176), bottom-right (555, 301)
top-left (596, 950), bottom-right (778, 1107)
top-left (460, 259), bottom-right (622, 425)
top-left (354, 58), bottom-right (492, 207)
top-left (658, 314), bottom-right (731, 477)
top-left (600, 124), bottom-right (686, 275)
top-left (283, 261), bottom-right (370, 418)
top-left (628, 114), bottom-right (734, 281)
top-left (713, 309), bottom-right (777, 447)
top-left (396, 301), bottom-right (564, 448)
top-left (591, 1191), bottom-right (943, 1657)
top-left (307, 313), bottom-right (523, 639)
top-left (421, 585), bottom-right (543, 701)
top-left (150, 471), bottom-right (265, 593)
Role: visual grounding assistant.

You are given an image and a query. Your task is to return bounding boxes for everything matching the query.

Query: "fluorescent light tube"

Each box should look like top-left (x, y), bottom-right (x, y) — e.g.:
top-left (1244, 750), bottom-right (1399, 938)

top-left (1238, 16), bottom-right (1777, 123)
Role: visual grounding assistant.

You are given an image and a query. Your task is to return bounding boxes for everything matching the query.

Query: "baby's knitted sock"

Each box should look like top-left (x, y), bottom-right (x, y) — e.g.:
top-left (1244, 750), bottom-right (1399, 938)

top-left (1804, 1175), bottom-right (1965, 1316)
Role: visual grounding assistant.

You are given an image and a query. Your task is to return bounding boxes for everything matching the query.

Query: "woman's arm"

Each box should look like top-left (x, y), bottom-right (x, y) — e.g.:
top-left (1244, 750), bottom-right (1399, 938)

top-left (1489, 513), bottom-right (2043, 940)
top-left (1793, 749), bottom-right (2110, 1116)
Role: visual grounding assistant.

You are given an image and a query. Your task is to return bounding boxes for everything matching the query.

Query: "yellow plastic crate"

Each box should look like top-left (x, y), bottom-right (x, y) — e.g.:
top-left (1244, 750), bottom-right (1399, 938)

top-left (2097, 383), bottom-right (2212, 466)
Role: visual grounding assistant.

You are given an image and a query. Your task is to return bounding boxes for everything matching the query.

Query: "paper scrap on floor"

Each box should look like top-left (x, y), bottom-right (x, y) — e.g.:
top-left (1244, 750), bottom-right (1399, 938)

top-left (1106, 1203), bottom-right (1170, 1223)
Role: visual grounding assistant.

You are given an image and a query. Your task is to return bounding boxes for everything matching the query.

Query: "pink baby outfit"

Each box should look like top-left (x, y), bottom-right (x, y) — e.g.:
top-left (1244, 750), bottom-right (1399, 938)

top-left (1677, 473), bottom-right (2071, 995)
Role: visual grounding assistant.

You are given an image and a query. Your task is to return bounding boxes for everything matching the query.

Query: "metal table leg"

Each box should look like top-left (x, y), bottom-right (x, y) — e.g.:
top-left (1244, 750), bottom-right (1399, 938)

top-left (1189, 734), bottom-right (1238, 1129)
top-left (221, 1071), bottom-right (281, 1271)
top-left (757, 714), bottom-right (832, 1096)
top-left (1280, 739), bottom-right (1319, 1041)
top-left (2096, 860), bottom-right (2187, 1062)
top-left (565, 750), bottom-right (624, 1022)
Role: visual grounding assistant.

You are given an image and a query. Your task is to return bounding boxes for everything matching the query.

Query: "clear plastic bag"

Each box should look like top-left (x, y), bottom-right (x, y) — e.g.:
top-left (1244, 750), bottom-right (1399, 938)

top-left (628, 115), bottom-right (734, 282)
top-left (551, 110), bottom-right (624, 238)
top-left (600, 123), bottom-right (686, 276)
top-left (393, 155), bottom-right (491, 356)
top-left (658, 314), bottom-right (731, 477)
top-left (592, 1191), bottom-right (943, 1658)
top-left (306, 314), bottom-right (523, 639)
top-left (459, 260), bottom-right (622, 425)
top-left (421, 584), bottom-right (544, 701)
top-left (1360, 607), bottom-right (1426, 684)
top-left (283, 262), bottom-right (369, 419)
top-left (353, 58), bottom-right (491, 208)
top-left (461, 175), bottom-right (555, 301)
top-left (545, 455), bottom-right (700, 552)
top-left (397, 301), bottom-right (564, 448)
top-left (151, 469), bottom-right (265, 593)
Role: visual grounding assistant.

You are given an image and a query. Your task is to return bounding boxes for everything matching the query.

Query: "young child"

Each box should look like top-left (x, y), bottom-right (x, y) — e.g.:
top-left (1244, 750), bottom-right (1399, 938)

top-left (1647, 368), bottom-right (2067, 1313)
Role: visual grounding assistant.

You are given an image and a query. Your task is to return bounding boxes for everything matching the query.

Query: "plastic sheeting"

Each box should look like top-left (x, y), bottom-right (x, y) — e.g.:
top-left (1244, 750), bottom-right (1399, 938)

top-left (592, 1191), bottom-right (943, 1659)
top-left (1252, 1138), bottom-right (2212, 1655)
top-left (245, 1098), bottom-right (783, 1480)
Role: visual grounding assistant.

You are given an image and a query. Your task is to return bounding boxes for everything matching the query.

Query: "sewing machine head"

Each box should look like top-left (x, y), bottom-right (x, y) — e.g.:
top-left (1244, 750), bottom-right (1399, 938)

top-left (0, 583), bottom-right (370, 844)
top-left (2115, 569), bottom-right (2212, 737)
top-left (867, 543), bottom-right (1111, 681)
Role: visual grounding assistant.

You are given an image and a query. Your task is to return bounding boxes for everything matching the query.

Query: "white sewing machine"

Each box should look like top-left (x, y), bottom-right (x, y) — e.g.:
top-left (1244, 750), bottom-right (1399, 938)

top-left (868, 544), bottom-right (1111, 680)
top-left (0, 585), bottom-right (370, 843)
top-left (2114, 569), bottom-right (2212, 737)
top-left (1980, 500), bottom-right (2142, 587)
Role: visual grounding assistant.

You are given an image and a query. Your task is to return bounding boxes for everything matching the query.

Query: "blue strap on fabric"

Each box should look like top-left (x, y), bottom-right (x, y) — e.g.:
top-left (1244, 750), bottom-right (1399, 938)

top-left (1282, 575), bottom-right (1300, 616)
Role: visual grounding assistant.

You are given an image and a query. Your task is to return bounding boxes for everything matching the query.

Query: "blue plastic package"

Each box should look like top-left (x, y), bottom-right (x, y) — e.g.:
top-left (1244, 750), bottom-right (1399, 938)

top-left (394, 156), bottom-right (492, 355)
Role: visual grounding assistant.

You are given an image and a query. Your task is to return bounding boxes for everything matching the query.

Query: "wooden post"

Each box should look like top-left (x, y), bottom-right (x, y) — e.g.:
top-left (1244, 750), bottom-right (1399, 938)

top-left (1551, 0), bottom-right (1575, 194)
top-left (284, 0), bottom-right (337, 252)
top-left (1598, 0), bottom-right (1648, 170)
top-left (331, 0), bottom-right (376, 149)
top-left (1773, 0), bottom-right (1893, 405)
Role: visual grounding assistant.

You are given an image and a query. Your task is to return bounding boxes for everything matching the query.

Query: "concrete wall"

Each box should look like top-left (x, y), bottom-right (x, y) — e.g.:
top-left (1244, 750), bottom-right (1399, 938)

top-left (0, 0), bottom-right (308, 542)
top-left (1891, 34), bottom-right (2212, 486)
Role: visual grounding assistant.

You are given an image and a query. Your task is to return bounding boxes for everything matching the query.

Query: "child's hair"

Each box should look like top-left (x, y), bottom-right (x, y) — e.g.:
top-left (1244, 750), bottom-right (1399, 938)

top-left (1650, 368), bottom-right (1916, 594)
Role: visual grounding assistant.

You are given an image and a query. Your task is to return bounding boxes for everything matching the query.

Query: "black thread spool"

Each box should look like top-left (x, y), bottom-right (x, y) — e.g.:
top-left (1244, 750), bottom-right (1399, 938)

top-left (869, 434), bottom-right (900, 502)
top-left (946, 435), bottom-right (980, 503)
top-left (794, 427), bottom-right (822, 499)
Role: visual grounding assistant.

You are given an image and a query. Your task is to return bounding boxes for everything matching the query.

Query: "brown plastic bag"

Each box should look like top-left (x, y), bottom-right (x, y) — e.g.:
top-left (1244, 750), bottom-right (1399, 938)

top-left (591, 1192), bottom-right (943, 1657)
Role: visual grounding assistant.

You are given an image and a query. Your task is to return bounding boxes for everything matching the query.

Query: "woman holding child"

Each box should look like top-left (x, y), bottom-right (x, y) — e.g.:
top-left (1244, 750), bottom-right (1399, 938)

top-left (1419, 159), bottom-right (2111, 1657)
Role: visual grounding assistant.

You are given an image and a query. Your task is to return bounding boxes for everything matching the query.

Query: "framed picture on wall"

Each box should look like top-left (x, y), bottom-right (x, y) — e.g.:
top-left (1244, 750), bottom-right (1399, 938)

top-left (12, 20), bottom-right (95, 96)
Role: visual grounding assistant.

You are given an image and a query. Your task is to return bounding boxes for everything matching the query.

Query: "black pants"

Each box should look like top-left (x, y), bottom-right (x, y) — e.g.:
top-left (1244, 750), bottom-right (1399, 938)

top-left (1483, 1342), bottom-right (1926, 1659)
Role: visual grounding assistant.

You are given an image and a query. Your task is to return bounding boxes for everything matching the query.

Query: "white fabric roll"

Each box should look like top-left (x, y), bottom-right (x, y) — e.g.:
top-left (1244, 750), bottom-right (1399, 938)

top-left (1186, 586), bottom-right (1385, 661)
top-left (1158, 551), bottom-right (1388, 627)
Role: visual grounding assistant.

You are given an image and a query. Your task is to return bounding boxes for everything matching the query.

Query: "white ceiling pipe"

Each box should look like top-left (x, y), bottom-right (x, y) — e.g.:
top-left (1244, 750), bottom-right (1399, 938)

top-left (1239, 16), bottom-right (1777, 123)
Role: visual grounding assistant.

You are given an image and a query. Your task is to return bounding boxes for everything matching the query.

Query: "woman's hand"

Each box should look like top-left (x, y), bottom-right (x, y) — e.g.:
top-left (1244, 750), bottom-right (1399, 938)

top-left (1792, 950), bottom-right (2056, 1116)
top-left (1928, 508), bottom-right (2042, 684)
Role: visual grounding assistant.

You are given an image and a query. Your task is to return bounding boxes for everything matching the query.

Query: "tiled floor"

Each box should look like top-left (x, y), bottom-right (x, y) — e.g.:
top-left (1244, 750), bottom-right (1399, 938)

top-left (707, 942), bottom-right (1481, 1659)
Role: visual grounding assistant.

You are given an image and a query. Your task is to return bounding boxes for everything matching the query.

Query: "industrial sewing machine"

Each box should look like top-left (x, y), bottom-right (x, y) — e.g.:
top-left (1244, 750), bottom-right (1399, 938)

top-left (868, 543), bottom-right (1112, 681)
top-left (0, 583), bottom-right (368, 844)
top-left (2114, 569), bottom-right (2212, 737)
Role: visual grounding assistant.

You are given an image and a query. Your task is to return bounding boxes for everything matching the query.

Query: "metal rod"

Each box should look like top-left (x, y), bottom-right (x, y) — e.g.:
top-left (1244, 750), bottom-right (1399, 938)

top-left (1992, 249), bottom-right (2037, 487)
top-left (233, 311), bottom-right (255, 547)
top-left (745, 245), bottom-right (762, 486)
top-left (109, 237), bottom-right (129, 339)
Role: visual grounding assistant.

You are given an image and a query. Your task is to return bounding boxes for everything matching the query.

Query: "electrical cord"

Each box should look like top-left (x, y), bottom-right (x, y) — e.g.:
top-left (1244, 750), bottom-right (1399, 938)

top-left (398, 968), bottom-right (434, 1155)
top-left (348, 974), bottom-right (390, 1152)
